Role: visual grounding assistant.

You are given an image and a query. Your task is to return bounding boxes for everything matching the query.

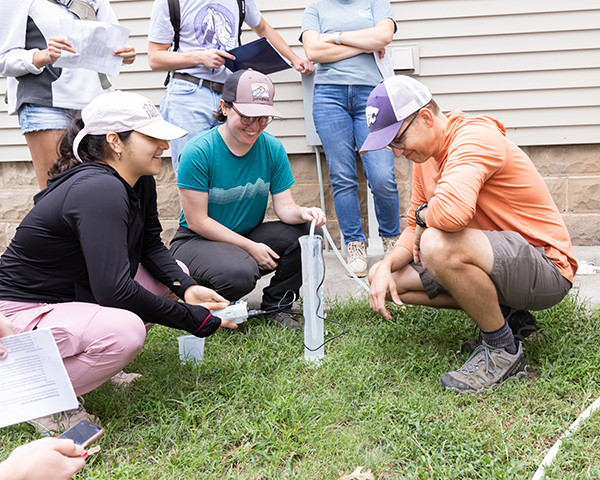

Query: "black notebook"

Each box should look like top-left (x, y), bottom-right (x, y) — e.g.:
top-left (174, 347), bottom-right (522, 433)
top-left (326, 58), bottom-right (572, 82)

top-left (225, 37), bottom-right (292, 75)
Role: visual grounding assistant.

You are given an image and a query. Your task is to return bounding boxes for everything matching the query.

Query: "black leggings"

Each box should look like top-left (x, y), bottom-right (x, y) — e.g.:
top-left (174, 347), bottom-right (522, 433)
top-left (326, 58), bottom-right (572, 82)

top-left (170, 222), bottom-right (320, 311)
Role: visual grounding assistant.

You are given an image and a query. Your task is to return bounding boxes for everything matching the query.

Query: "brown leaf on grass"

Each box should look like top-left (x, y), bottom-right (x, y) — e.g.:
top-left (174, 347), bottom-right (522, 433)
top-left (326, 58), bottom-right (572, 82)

top-left (338, 466), bottom-right (374, 480)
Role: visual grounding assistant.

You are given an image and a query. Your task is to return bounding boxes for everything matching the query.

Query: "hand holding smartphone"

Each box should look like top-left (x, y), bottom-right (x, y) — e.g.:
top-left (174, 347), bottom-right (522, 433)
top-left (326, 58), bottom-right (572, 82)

top-left (57, 420), bottom-right (104, 449)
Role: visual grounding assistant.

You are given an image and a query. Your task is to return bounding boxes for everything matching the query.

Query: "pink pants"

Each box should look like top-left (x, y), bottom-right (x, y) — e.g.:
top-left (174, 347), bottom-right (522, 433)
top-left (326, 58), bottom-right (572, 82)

top-left (0, 263), bottom-right (186, 396)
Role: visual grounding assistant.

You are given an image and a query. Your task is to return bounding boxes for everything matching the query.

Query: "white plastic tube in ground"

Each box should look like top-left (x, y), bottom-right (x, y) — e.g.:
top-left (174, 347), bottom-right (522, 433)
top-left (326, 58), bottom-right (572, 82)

top-left (532, 395), bottom-right (600, 479)
top-left (299, 220), bottom-right (325, 362)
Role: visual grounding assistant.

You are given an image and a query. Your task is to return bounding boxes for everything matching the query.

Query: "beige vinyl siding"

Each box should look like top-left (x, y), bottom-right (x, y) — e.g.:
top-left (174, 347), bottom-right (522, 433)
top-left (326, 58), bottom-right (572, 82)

top-left (391, 0), bottom-right (600, 146)
top-left (1, 0), bottom-right (598, 161)
top-left (261, 0), bottom-right (600, 151)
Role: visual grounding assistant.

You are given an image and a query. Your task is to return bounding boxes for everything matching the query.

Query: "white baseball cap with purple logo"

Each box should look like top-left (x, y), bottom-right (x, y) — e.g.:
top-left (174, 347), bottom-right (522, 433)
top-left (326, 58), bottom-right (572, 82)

top-left (360, 75), bottom-right (432, 153)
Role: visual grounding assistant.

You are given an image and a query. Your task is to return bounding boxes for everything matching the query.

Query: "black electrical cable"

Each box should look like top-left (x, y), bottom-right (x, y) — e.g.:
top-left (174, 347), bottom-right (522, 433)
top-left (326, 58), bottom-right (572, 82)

top-left (302, 248), bottom-right (346, 352)
top-left (243, 238), bottom-right (346, 352)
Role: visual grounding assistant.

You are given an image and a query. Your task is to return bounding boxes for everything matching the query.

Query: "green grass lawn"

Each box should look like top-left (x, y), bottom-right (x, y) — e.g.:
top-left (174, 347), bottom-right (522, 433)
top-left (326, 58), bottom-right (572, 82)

top-left (2, 293), bottom-right (600, 479)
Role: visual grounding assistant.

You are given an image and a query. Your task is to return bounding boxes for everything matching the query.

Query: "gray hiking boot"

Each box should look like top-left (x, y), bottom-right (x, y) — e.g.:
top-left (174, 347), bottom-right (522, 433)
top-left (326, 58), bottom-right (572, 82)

top-left (269, 309), bottom-right (302, 331)
top-left (441, 341), bottom-right (527, 393)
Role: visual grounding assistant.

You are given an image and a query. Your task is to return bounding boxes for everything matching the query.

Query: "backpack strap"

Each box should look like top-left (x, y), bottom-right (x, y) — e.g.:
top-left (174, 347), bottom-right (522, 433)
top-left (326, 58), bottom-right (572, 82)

top-left (163, 0), bottom-right (181, 86)
top-left (49, 0), bottom-right (96, 20)
top-left (47, 0), bottom-right (112, 89)
top-left (237, 0), bottom-right (245, 46)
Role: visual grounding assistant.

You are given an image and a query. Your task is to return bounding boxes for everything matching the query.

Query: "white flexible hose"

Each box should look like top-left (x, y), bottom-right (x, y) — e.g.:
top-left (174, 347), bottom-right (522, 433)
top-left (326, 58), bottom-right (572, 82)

top-left (532, 395), bottom-right (600, 479)
top-left (321, 225), bottom-right (370, 293)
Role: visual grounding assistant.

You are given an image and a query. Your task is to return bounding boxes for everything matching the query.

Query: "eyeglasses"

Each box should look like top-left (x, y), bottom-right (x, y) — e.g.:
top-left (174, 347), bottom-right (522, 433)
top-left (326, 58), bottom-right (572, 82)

top-left (387, 111), bottom-right (419, 151)
top-left (230, 105), bottom-right (274, 127)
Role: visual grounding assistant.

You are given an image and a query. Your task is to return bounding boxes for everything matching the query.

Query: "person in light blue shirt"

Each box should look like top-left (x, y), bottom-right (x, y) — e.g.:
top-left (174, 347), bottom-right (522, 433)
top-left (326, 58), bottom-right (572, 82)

top-left (171, 70), bottom-right (326, 331)
top-left (301, 0), bottom-right (401, 277)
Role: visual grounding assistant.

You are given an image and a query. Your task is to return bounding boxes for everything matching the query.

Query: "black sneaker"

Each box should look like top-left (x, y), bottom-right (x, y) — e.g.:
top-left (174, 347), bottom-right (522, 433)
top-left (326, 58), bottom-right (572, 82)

top-left (461, 306), bottom-right (537, 353)
top-left (268, 309), bottom-right (302, 331)
top-left (500, 305), bottom-right (537, 342)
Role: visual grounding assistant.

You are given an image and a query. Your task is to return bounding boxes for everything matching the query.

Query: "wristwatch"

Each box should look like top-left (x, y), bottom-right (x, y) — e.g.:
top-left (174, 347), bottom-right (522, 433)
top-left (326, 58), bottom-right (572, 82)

top-left (415, 203), bottom-right (428, 228)
top-left (334, 32), bottom-right (342, 45)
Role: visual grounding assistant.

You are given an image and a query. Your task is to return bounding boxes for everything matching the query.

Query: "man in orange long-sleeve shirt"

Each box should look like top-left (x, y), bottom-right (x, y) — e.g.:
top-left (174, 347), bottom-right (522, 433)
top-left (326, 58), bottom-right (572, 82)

top-left (360, 76), bottom-right (577, 393)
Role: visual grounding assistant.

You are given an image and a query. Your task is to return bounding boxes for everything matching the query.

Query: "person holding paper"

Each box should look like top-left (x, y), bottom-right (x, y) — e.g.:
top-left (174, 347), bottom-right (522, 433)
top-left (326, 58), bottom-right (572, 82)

top-left (147, 0), bottom-right (314, 176)
top-left (300, 0), bottom-right (401, 277)
top-left (170, 70), bottom-right (326, 331)
top-left (0, 91), bottom-right (237, 433)
top-left (0, 316), bottom-right (87, 480)
top-left (0, 0), bottom-right (136, 190)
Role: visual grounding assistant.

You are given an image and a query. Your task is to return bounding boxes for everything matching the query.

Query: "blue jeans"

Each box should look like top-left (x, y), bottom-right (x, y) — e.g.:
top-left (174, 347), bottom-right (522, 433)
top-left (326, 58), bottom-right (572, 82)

top-left (312, 84), bottom-right (400, 243)
top-left (160, 78), bottom-right (223, 175)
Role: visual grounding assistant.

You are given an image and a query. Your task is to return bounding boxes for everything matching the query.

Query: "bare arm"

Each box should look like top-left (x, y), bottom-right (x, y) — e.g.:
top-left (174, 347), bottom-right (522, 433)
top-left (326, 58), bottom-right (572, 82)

top-left (147, 41), bottom-right (235, 72)
top-left (302, 29), bottom-right (365, 64)
top-left (272, 189), bottom-right (326, 226)
top-left (179, 188), bottom-right (280, 270)
top-left (319, 18), bottom-right (394, 50)
top-left (251, 18), bottom-right (314, 75)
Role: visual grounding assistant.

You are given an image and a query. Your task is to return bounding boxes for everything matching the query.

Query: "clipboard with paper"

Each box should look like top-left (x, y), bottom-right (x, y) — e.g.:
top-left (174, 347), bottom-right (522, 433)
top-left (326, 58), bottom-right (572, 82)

top-left (224, 37), bottom-right (292, 75)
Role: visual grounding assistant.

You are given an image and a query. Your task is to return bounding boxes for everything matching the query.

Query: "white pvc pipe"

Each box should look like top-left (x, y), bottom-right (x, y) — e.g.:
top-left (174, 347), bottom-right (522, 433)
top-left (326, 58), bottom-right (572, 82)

top-left (532, 395), bottom-right (600, 479)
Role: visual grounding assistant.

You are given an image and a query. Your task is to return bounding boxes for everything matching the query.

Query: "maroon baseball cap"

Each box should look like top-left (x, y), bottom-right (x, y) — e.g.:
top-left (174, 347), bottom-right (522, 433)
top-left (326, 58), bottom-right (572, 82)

top-left (222, 69), bottom-right (283, 118)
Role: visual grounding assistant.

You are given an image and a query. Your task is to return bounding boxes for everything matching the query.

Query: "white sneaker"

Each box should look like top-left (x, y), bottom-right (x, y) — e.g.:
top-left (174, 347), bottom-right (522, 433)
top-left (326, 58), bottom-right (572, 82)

top-left (346, 241), bottom-right (367, 277)
top-left (28, 400), bottom-right (97, 436)
top-left (110, 370), bottom-right (141, 386)
top-left (382, 235), bottom-right (400, 257)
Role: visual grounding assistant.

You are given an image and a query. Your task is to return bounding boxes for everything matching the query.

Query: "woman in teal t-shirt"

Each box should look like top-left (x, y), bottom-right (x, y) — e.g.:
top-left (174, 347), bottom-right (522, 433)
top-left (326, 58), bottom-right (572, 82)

top-left (171, 69), bottom-right (326, 331)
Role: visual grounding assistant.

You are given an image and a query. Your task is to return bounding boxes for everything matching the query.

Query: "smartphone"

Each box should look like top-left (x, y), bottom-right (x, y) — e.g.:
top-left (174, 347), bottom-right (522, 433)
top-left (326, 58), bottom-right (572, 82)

top-left (57, 420), bottom-right (104, 448)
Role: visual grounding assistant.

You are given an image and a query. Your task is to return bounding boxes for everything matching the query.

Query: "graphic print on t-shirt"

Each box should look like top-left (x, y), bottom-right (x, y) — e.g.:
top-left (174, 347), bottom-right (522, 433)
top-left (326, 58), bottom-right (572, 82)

top-left (194, 4), bottom-right (236, 50)
top-left (358, 7), bottom-right (373, 21)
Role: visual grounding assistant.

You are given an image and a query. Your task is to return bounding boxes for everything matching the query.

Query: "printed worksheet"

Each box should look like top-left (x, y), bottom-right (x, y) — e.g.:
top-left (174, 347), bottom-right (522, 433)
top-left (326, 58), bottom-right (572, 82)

top-left (54, 18), bottom-right (131, 76)
top-left (0, 329), bottom-right (78, 428)
top-left (375, 47), bottom-right (394, 80)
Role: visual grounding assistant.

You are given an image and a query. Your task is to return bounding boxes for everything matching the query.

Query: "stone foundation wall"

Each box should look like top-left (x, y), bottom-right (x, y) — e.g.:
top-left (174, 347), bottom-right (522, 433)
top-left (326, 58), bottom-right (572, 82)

top-left (0, 143), bottom-right (598, 251)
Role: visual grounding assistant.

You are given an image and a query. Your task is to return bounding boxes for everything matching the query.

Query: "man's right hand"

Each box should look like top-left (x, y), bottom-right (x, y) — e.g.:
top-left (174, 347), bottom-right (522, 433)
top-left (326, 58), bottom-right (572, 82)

top-left (368, 261), bottom-right (403, 321)
top-left (198, 49), bottom-right (236, 69)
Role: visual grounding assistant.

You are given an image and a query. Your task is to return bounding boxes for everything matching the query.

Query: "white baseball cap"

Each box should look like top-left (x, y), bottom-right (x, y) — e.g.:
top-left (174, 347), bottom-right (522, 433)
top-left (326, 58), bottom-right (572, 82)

top-left (360, 75), bottom-right (432, 153)
top-left (73, 91), bottom-right (187, 162)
